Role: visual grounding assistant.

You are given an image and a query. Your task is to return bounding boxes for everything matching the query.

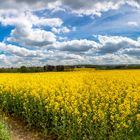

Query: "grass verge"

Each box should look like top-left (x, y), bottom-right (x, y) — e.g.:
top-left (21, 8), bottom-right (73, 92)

top-left (0, 120), bottom-right (11, 140)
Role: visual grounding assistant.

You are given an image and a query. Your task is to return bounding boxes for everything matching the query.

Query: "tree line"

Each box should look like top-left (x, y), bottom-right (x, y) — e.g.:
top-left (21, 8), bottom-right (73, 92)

top-left (0, 64), bottom-right (140, 73)
top-left (0, 65), bottom-right (75, 73)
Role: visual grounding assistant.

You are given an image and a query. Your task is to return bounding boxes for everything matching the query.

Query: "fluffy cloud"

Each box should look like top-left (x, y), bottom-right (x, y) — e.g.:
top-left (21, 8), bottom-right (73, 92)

top-left (0, 11), bottom-right (61, 48)
top-left (1, 35), bottom-right (140, 66)
top-left (0, 6), bottom-right (64, 48)
top-left (127, 21), bottom-right (139, 27)
top-left (120, 48), bottom-right (140, 56)
top-left (52, 27), bottom-right (71, 34)
top-left (0, 11), bottom-right (63, 27)
top-left (92, 54), bottom-right (140, 64)
top-left (0, 0), bottom-right (51, 11)
top-left (49, 0), bottom-right (140, 16)
top-left (0, 41), bottom-right (87, 67)
top-left (0, 42), bottom-right (44, 57)
top-left (97, 35), bottom-right (140, 54)
top-left (94, 35), bottom-right (140, 63)
top-left (7, 27), bottom-right (56, 47)
top-left (0, 0), bottom-right (140, 66)
top-left (0, 0), bottom-right (140, 16)
top-left (52, 39), bottom-right (99, 52)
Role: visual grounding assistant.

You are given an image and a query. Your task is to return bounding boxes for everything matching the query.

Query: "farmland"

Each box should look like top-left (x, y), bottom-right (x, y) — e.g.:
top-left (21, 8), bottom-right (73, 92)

top-left (0, 69), bottom-right (140, 139)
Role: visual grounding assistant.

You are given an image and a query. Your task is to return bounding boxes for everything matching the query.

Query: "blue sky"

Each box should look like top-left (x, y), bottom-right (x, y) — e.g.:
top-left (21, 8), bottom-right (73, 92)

top-left (0, 0), bottom-right (140, 67)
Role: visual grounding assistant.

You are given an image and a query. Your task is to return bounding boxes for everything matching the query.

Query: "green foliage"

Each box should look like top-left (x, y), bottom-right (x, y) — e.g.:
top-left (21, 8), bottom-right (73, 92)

top-left (19, 66), bottom-right (28, 73)
top-left (0, 121), bottom-right (11, 140)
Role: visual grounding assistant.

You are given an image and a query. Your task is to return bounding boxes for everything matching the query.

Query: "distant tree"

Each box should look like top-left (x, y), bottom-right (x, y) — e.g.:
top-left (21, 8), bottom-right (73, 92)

top-left (44, 65), bottom-right (55, 71)
top-left (43, 66), bottom-right (47, 71)
top-left (19, 66), bottom-right (28, 73)
top-left (56, 65), bottom-right (64, 71)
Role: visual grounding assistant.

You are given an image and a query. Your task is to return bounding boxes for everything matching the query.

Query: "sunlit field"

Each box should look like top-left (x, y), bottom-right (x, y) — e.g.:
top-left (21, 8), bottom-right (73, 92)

top-left (0, 69), bottom-right (140, 139)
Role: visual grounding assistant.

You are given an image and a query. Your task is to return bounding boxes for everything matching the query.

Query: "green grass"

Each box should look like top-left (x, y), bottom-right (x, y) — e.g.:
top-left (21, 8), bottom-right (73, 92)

top-left (0, 112), bottom-right (11, 140)
top-left (0, 121), bottom-right (11, 140)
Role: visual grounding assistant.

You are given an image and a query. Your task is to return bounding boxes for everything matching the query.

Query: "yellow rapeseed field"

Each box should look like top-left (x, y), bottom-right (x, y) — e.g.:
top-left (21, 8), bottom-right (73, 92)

top-left (0, 69), bottom-right (140, 139)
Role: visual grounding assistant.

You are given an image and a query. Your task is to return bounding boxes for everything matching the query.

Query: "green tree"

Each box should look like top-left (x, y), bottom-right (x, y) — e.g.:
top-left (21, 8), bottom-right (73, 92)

top-left (19, 66), bottom-right (28, 73)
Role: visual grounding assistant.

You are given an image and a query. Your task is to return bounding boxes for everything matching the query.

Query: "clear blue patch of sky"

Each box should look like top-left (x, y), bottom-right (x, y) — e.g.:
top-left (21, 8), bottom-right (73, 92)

top-left (0, 24), bottom-right (14, 41)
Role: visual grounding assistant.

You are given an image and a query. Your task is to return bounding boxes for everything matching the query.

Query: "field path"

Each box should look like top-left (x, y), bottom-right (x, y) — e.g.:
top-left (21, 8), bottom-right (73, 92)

top-left (1, 111), bottom-right (56, 140)
top-left (6, 116), bottom-right (44, 140)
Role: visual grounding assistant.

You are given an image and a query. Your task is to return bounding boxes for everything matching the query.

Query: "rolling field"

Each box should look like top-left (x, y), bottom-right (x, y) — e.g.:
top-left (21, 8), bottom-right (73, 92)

top-left (0, 69), bottom-right (140, 139)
